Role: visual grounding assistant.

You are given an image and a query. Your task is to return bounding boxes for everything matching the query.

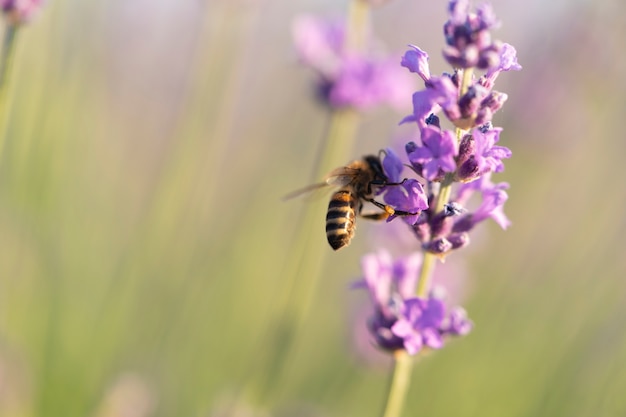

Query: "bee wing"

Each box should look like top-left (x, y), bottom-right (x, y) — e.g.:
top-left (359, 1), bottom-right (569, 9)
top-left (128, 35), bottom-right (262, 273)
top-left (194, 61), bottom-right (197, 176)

top-left (324, 167), bottom-right (360, 187)
top-left (282, 182), bottom-right (330, 201)
top-left (283, 167), bottom-right (359, 201)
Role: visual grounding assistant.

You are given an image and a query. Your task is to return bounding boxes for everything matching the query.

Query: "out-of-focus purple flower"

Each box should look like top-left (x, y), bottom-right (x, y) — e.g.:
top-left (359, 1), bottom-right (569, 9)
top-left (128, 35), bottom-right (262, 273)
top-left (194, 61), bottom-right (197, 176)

top-left (391, 297), bottom-right (445, 354)
top-left (383, 179), bottom-right (428, 225)
top-left (401, 45), bottom-right (430, 83)
top-left (354, 251), bottom-right (422, 317)
top-left (292, 15), bottom-right (344, 76)
top-left (292, 14), bottom-right (414, 111)
top-left (354, 251), bottom-right (472, 355)
top-left (328, 56), bottom-right (414, 110)
top-left (1, 0), bottom-right (43, 24)
top-left (443, 0), bottom-right (502, 70)
top-left (407, 126), bottom-right (458, 181)
top-left (442, 307), bottom-right (473, 335)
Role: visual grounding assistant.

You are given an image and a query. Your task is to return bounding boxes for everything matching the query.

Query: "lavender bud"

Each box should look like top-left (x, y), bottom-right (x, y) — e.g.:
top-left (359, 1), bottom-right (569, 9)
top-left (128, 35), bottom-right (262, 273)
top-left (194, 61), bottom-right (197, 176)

top-left (429, 212), bottom-right (454, 239)
top-left (452, 214), bottom-right (475, 233)
top-left (424, 238), bottom-right (453, 256)
top-left (456, 133), bottom-right (475, 166)
top-left (411, 219), bottom-right (431, 243)
top-left (448, 232), bottom-right (470, 249)
top-left (456, 156), bottom-right (480, 182)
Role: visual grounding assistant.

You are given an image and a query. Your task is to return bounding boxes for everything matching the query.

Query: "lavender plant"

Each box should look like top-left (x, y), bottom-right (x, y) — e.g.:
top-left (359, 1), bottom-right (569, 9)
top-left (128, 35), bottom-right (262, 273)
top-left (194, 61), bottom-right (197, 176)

top-left (348, 1), bottom-right (521, 415)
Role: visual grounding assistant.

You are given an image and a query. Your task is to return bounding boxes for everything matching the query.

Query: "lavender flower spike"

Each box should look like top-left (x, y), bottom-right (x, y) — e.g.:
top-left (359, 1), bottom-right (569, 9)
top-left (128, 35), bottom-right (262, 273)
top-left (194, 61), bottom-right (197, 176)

top-left (354, 251), bottom-right (473, 355)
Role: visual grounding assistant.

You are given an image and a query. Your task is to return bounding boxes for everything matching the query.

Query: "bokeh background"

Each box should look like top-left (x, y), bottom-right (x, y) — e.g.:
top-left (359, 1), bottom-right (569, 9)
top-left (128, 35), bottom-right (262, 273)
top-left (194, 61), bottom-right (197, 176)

top-left (0, 0), bottom-right (625, 416)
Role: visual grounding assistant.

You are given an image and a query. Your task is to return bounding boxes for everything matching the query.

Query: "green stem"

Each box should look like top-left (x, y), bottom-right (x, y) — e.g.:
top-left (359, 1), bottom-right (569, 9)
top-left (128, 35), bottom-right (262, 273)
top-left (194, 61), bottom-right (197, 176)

top-left (0, 24), bottom-right (19, 160)
top-left (381, 351), bottom-right (414, 417)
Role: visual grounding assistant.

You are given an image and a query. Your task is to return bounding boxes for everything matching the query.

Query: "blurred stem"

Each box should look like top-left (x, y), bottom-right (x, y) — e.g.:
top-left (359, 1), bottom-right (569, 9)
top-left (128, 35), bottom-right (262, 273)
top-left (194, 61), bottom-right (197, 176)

top-left (381, 351), bottom-right (414, 417)
top-left (0, 25), bottom-right (19, 160)
top-left (346, 0), bottom-right (370, 53)
top-left (251, 0), bottom-right (369, 405)
top-left (254, 108), bottom-right (360, 404)
top-left (416, 67), bottom-right (473, 297)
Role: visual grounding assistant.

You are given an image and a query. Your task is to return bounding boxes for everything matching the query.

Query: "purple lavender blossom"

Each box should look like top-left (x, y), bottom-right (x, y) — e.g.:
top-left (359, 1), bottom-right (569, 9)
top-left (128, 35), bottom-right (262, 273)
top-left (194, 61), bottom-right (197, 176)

top-left (292, 15), bottom-right (414, 111)
top-left (472, 125), bottom-right (511, 174)
top-left (484, 43), bottom-right (522, 88)
top-left (355, 251), bottom-right (472, 355)
top-left (407, 125), bottom-right (458, 181)
top-left (382, 148), bottom-right (404, 183)
top-left (400, 45), bottom-right (430, 83)
top-left (383, 179), bottom-right (428, 225)
top-left (1, 0), bottom-right (44, 24)
top-left (454, 173), bottom-right (511, 231)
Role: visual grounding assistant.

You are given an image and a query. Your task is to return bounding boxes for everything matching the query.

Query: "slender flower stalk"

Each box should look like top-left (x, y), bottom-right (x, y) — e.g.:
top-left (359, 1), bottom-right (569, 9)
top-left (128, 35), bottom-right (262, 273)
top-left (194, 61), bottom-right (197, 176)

top-left (381, 351), bottom-right (414, 417)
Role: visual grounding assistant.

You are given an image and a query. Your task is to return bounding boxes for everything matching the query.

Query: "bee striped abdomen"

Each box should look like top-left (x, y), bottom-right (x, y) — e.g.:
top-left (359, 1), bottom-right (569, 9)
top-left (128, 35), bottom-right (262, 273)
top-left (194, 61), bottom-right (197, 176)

top-left (326, 189), bottom-right (357, 251)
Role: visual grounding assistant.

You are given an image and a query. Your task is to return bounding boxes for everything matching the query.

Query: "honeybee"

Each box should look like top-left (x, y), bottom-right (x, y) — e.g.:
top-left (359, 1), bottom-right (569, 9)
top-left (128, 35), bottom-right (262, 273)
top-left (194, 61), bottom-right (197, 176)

top-left (286, 154), bottom-right (417, 250)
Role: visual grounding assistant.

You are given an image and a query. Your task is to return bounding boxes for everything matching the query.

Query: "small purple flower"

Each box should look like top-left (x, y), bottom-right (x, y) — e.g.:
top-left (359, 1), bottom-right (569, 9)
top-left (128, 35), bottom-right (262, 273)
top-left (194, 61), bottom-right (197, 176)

top-left (454, 174), bottom-right (511, 230)
top-left (442, 307), bottom-right (473, 335)
top-left (293, 15), bottom-right (414, 111)
top-left (383, 179), bottom-right (428, 225)
top-left (407, 126), bottom-right (458, 181)
top-left (382, 148), bottom-right (404, 183)
top-left (401, 45), bottom-right (430, 83)
top-left (2, 0), bottom-right (43, 24)
top-left (391, 297), bottom-right (445, 354)
top-left (484, 43), bottom-right (522, 88)
top-left (473, 182), bottom-right (510, 229)
top-left (472, 126), bottom-right (511, 174)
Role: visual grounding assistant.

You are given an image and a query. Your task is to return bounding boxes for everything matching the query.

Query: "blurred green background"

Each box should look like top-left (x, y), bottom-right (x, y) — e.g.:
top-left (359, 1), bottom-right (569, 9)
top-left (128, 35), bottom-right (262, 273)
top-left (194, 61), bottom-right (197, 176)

top-left (0, 0), bottom-right (625, 416)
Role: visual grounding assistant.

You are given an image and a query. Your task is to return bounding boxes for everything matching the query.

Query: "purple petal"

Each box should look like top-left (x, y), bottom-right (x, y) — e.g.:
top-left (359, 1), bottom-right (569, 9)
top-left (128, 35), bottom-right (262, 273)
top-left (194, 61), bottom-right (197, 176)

top-left (401, 45), bottom-right (431, 82)
top-left (382, 148), bottom-right (404, 182)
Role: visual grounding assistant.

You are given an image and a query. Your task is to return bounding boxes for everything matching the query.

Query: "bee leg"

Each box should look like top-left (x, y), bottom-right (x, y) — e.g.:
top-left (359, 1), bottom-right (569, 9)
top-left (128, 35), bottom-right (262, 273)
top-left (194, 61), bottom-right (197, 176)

top-left (366, 198), bottom-right (397, 216)
top-left (356, 199), bottom-right (389, 221)
top-left (367, 178), bottom-right (411, 195)
top-left (367, 197), bottom-right (419, 217)
top-left (360, 211), bottom-right (390, 221)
